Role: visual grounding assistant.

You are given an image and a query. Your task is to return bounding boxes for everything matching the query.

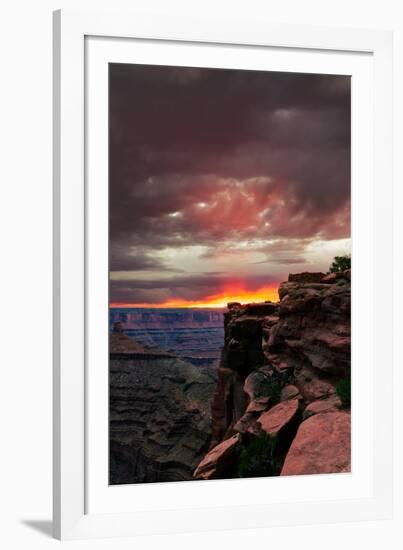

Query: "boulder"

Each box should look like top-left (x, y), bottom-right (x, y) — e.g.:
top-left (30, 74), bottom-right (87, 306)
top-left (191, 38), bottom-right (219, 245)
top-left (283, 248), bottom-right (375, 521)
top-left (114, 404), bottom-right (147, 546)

top-left (279, 289), bottom-right (322, 316)
top-left (321, 270), bottom-right (350, 284)
top-left (281, 411), bottom-right (351, 476)
top-left (243, 366), bottom-right (273, 401)
top-left (193, 434), bottom-right (241, 480)
top-left (321, 272), bottom-right (338, 284)
top-left (233, 412), bottom-right (260, 435)
top-left (257, 398), bottom-right (299, 438)
top-left (278, 282), bottom-right (299, 300)
top-left (288, 272), bottom-right (325, 283)
top-left (280, 384), bottom-right (301, 401)
top-left (245, 396), bottom-right (271, 414)
top-left (294, 365), bottom-right (337, 402)
top-left (303, 394), bottom-right (342, 419)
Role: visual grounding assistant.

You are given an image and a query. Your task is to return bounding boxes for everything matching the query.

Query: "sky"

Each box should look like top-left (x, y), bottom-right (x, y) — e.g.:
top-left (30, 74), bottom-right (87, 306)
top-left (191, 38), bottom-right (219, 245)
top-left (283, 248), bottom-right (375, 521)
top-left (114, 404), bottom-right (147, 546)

top-left (109, 63), bottom-right (351, 307)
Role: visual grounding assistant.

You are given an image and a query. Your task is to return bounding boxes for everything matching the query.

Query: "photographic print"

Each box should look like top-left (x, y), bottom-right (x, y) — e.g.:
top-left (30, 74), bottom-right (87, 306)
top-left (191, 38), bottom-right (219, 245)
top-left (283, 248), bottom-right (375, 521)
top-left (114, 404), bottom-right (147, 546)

top-left (109, 63), bottom-right (351, 485)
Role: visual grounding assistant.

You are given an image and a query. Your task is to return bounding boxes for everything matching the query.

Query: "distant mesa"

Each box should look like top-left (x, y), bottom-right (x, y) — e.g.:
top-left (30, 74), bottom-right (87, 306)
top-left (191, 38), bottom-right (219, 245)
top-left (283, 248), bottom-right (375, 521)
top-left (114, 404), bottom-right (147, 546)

top-left (110, 324), bottom-right (171, 357)
top-left (109, 309), bottom-right (224, 367)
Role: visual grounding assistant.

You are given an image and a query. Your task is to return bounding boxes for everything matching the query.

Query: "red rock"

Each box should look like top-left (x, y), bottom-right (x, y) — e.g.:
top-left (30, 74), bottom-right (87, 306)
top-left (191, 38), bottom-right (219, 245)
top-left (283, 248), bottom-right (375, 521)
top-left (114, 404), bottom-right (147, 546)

top-left (303, 394), bottom-right (342, 419)
top-left (294, 366), bottom-right (337, 402)
top-left (321, 270), bottom-right (350, 283)
top-left (321, 272), bottom-right (338, 284)
top-left (280, 384), bottom-right (301, 401)
top-left (281, 411), bottom-right (351, 476)
top-left (193, 434), bottom-right (241, 480)
top-left (209, 271), bottom-right (350, 468)
top-left (288, 272), bottom-right (325, 283)
top-left (315, 333), bottom-right (350, 352)
top-left (257, 398), bottom-right (299, 437)
top-left (233, 412), bottom-right (260, 435)
top-left (245, 396), bottom-right (271, 414)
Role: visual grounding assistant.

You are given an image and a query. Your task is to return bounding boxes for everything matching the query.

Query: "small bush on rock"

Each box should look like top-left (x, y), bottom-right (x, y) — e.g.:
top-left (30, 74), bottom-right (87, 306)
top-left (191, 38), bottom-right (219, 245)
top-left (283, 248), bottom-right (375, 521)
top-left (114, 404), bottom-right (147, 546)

top-left (254, 377), bottom-right (282, 404)
top-left (237, 434), bottom-right (280, 478)
top-left (329, 254), bottom-right (351, 273)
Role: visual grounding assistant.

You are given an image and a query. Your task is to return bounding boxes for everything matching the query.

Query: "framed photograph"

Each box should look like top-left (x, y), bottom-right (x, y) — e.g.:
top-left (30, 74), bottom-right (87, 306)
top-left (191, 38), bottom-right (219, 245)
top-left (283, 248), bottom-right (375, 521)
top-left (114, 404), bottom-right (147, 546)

top-left (53, 10), bottom-right (393, 540)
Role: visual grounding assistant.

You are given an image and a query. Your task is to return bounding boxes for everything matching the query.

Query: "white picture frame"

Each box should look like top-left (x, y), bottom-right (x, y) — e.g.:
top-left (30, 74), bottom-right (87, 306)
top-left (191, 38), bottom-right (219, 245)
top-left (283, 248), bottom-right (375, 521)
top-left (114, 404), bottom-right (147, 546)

top-left (53, 9), bottom-right (393, 540)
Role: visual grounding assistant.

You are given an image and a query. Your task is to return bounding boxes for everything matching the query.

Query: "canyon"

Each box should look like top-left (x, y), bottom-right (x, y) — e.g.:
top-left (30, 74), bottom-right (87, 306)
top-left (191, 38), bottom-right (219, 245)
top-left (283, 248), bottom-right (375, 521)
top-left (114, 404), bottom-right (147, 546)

top-left (110, 327), bottom-right (217, 484)
top-left (110, 308), bottom-right (224, 368)
top-left (109, 270), bottom-right (351, 484)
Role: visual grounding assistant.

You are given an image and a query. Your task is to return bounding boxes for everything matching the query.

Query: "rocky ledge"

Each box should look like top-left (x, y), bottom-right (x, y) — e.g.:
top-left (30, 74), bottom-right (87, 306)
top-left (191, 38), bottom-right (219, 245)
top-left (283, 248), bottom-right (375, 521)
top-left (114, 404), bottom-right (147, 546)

top-left (194, 270), bottom-right (351, 480)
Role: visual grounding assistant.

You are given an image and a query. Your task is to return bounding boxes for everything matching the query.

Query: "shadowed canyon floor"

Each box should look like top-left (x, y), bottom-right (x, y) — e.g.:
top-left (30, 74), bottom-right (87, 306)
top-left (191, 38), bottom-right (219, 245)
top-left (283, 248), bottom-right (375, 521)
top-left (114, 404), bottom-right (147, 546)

top-left (109, 326), bottom-right (218, 484)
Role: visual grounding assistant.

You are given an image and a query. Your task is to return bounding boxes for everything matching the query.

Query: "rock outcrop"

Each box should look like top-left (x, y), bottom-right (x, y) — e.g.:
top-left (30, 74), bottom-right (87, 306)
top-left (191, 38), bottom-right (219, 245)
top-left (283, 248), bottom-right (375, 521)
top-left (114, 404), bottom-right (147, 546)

top-left (194, 270), bottom-right (351, 480)
top-left (281, 411), bottom-right (351, 475)
top-left (257, 398), bottom-right (300, 438)
top-left (192, 434), bottom-right (241, 480)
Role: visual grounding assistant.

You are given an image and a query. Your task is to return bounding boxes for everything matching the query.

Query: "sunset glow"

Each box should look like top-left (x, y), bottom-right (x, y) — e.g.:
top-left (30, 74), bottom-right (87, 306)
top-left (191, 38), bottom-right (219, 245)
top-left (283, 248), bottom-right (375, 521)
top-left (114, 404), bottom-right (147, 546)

top-left (109, 65), bottom-right (351, 307)
top-left (110, 285), bottom-right (279, 309)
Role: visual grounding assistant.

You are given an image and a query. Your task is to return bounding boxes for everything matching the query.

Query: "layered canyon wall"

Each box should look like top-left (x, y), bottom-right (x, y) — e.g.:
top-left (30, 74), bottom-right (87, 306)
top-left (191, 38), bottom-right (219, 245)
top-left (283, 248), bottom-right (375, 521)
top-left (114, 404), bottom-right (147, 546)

top-left (109, 329), bottom-right (217, 484)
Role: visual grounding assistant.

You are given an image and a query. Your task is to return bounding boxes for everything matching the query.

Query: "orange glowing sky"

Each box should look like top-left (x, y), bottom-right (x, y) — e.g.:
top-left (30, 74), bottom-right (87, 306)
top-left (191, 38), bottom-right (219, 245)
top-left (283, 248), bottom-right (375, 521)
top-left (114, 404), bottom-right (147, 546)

top-left (110, 284), bottom-right (279, 309)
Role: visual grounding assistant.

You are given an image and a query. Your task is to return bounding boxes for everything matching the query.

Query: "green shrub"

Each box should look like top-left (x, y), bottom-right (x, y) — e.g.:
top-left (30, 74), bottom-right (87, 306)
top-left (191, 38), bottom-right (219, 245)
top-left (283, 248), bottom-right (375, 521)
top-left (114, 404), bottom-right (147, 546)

top-left (336, 377), bottom-right (351, 408)
top-left (237, 434), bottom-right (280, 478)
top-left (329, 254), bottom-right (351, 273)
top-left (254, 378), bottom-right (282, 404)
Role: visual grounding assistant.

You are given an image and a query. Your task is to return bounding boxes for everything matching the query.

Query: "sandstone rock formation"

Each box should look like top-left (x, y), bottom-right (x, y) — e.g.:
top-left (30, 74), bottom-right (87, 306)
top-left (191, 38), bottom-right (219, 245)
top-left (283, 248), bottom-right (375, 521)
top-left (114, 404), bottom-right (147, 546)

top-left (303, 394), bottom-right (342, 419)
top-left (257, 399), bottom-right (299, 438)
top-left (192, 434), bottom-right (241, 480)
top-left (194, 270), bottom-right (351, 480)
top-left (281, 411), bottom-right (351, 475)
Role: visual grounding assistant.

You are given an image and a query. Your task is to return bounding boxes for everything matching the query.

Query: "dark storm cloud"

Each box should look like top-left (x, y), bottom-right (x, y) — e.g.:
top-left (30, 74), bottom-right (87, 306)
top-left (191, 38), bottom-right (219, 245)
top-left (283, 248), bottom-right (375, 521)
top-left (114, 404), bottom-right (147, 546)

top-left (109, 64), bottom-right (350, 301)
top-left (266, 258), bottom-right (308, 265)
top-left (110, 244), bottom-right (183, 272)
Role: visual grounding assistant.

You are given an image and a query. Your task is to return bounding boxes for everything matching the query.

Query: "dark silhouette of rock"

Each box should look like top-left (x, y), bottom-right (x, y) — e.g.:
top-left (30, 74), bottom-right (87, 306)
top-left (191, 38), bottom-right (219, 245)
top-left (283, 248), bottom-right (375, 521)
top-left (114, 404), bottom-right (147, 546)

top-left (245, 396), bottom-right (271, 414)
top-left (288, 272), bottom-right (325, 283)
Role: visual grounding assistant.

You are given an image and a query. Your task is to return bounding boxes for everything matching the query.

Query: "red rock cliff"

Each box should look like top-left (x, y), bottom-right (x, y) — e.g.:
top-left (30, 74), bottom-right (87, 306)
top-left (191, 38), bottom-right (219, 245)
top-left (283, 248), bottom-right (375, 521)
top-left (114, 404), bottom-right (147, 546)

top-left (194, 270), bottom-right (351, 480)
